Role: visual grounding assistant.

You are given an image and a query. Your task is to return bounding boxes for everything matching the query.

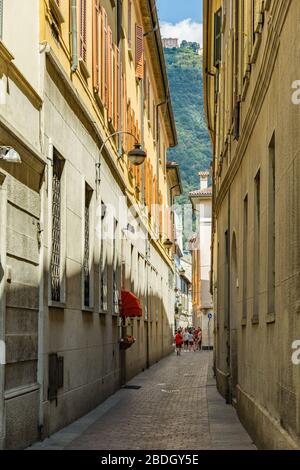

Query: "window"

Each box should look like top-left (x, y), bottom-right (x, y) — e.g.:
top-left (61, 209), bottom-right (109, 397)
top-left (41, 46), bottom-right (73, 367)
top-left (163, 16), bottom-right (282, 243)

top-left (147, 79), bottom-right (151, 122)
top-left (100, 201), bottom-right (108, 312)
top-left (253, 170), bottom-right (261, 321)
top-left (84, 184), bottom-right (92, 307)
top-left (113, 219), bottom-right (119, 313)
top-left (128, 0), bottom-right (132, 48)
top-left (50, 152), bottom-right (64, 302)
top-left (214, 8), bottom-right (222, 67)
top-left (108, 26), bottom-right (113, 119)
top-left (102, 8), bottom-right (108, 105)
top-left (92, 0), bottom-right (100, 92)
top-left (80, 0), bottom-right (87, 62)
top-left (242, 195), bottom-right (248, 321)
top-left (113, 44), bottom-right (120, 130)
top-left (135, 24), bottom-right (144, 79)
top-left (268, 134), bottom-right (276, 316)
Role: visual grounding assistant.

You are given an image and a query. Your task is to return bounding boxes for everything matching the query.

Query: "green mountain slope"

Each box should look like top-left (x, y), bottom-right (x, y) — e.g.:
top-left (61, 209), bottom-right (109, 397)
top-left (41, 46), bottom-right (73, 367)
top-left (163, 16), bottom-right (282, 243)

top-left (164, 45), bottom-right (212, 204)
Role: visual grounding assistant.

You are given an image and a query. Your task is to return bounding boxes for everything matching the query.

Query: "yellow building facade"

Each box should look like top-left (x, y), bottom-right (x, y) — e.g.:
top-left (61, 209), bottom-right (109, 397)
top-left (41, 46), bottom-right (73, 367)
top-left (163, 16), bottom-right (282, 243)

top-left (0, 0), bottom-right (178, 449)
top-left (204, 0), bottom-right (300, 449)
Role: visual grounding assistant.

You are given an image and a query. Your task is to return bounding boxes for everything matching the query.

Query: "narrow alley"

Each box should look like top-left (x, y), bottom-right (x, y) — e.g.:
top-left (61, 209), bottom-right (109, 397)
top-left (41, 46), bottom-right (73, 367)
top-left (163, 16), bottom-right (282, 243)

top-left (30, 352), bottom-right (255, 451)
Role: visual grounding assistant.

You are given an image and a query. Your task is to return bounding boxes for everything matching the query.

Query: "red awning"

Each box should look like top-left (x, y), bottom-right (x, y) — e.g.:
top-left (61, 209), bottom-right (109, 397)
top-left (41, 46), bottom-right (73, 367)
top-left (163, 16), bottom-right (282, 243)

top-left (120, 290), bottom-right (143, 318)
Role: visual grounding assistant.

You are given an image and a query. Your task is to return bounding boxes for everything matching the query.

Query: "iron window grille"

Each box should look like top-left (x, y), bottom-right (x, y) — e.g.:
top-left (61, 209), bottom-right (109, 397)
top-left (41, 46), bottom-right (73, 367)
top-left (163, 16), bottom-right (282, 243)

top-left (84, 185), bottom-right (92, 307)
top-left (113, 219), bottom-right (119, 313)
top-left (50, 153), bottom-right (63, 302)
top-left (100, 201), bottom-right (108, 311)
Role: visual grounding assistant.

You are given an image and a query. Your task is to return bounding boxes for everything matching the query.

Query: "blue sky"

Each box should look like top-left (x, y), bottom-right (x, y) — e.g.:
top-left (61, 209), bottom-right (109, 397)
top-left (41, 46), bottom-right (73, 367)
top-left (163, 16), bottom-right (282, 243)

top-left (157, 0), bottom-right (203, 46)
top-left (157, 0), bottom-right (203, 24)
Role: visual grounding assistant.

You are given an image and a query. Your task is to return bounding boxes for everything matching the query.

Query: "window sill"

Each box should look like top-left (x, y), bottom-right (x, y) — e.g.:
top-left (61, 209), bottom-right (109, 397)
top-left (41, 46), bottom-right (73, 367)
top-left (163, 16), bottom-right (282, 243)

top-left (266, 312), bottom-right (276, 324)
top-left (4, 383), bottom-right (40, 400)
top-left (241, 318), bottom-right (247, 327)
top-left (99, 310), bottom-right (108, 316)
top-left (49, 301), bottom-right (66, 310)
top-left (94, 91), bottom-right (104, 114)
top-left (251, 316), bottom-right (259, 325)
top-left (49, 0), bottom-right (65, 25)
top-left (79, 58), bottom-right (90, 80)
top-left (82, 306), bottom-right (94, 313)
top-left (128, 48), bottom-right (133, 62)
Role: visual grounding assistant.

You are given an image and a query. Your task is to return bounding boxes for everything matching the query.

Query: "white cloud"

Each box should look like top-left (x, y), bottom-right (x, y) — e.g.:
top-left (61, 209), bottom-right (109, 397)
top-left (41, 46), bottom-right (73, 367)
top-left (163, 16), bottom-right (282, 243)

top-left (160, 19), bottom-right (203, 48)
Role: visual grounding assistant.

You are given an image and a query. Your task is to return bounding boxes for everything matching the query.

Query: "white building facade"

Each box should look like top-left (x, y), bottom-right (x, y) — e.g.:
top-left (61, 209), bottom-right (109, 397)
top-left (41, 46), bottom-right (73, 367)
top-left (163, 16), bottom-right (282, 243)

top-left (190, 172), bottom-right (213, 349)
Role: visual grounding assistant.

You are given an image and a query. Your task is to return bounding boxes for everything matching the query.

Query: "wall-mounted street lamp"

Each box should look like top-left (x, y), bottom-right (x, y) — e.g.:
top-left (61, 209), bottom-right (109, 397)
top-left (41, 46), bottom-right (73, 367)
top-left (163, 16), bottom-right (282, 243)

top-left (96, 131), bottom-right (147, 185)
top-left (0, 146), bottom-right (22, 163)
top-left (163, 238), bottom-right (173, 250)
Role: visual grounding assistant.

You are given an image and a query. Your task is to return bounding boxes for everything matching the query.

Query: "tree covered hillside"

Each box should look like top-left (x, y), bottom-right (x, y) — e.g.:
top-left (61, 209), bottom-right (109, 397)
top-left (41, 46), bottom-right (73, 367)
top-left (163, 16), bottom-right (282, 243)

top-left (164, 45), bottom-right (212, 204)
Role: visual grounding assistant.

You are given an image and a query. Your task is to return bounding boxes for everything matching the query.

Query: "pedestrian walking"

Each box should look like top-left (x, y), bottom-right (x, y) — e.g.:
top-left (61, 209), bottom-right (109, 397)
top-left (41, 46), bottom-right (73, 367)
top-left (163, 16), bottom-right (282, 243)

top-left (198, 328), bottom-right (202, 351)
top-left (183, 329), bottom-right (189, 352)
top-left (193, 328), bottom-right (199, 351)
top-left (188, 330), bottom-right (194, 351)
top-left (175, 330), bottom-right (183, 356)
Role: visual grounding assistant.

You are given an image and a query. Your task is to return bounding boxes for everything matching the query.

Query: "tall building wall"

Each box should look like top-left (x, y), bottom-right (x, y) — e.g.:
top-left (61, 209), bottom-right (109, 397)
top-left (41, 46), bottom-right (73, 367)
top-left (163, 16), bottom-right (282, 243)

top-left (0, 0), bottom-right (178, 449)
top-left (203, 0), bottom-right (300, 449)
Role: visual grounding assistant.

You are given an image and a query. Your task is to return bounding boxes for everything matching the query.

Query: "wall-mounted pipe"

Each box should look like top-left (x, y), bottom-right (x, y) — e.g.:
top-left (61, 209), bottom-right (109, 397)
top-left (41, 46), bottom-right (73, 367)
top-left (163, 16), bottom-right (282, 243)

top-left (0, 0), bottom-right (4, 41)
top-left (71, 0), bottom-right (78, 72)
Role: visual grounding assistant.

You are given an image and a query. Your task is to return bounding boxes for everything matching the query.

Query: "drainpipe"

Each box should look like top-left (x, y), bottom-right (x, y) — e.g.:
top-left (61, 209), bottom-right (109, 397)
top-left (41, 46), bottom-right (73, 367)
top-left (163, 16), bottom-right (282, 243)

top-left (117, 0), bottom-right (122, 155)
top-left (71, 0), bottom-right (78, 73)
top-left (0, 0), bottom-right (3, 41)
top-left (36, 40), bottom-right (49, 441)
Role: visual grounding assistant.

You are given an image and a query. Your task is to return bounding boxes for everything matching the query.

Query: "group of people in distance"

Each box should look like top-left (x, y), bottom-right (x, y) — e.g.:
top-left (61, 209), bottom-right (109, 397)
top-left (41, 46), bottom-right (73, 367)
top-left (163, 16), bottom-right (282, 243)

top-left (174, 327), bottom-right (202, 356)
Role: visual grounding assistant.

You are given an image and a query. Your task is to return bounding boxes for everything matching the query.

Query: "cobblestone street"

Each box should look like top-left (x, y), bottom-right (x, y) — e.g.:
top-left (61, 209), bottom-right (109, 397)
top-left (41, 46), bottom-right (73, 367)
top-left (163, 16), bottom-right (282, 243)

top-left (30, 351), bottom-right (256, 450)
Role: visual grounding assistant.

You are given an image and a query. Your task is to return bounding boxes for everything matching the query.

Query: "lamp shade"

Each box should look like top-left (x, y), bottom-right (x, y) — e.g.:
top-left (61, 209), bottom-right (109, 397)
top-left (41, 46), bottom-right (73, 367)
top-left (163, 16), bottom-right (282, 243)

top-left (163, 238), bottom-right (173, 249)
top-left (127, 144), bottom-right (147, 166)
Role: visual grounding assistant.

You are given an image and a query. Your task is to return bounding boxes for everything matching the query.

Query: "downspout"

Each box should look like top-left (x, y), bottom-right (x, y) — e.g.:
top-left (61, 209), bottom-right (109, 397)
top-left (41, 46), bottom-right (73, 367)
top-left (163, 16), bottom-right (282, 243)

top-left (117, 0), bottom-right (122, 155)
top-left (37, 40), bottom-right (49, 440)
top-left (71, 0), bottom-right (78, 73)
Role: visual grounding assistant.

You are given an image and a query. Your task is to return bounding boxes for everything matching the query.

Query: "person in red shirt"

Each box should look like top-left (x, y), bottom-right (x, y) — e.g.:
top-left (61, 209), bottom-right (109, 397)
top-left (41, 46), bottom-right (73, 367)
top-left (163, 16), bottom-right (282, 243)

top-left (175, 330), bottom-right (183, 356)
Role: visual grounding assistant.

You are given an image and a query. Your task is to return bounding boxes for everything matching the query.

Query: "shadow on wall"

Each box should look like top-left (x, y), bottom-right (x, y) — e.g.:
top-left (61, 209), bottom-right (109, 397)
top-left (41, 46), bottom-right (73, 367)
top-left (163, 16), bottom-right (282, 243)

top-left (1, 259), bottom-right (174, 449)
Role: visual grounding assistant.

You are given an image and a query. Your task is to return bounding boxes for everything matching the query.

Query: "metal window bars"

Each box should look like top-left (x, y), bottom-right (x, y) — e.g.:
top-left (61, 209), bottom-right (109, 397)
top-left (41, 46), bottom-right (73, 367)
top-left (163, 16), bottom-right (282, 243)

top-left (84, 187), bottom-right (90, 307)
top-left (50, 155), bottom-right (62, 302)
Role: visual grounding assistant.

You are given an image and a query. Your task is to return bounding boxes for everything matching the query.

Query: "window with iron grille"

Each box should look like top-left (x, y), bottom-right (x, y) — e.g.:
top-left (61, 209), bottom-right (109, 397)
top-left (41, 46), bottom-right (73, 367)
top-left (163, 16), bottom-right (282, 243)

top-left (100, 201), bottom-right (108, 312)
top-left (113, 218), bottom-right (119, 313)
top-left (50, 152), bottom-right (63, 302)
top-left (84, 184), bottom-right (92, 307)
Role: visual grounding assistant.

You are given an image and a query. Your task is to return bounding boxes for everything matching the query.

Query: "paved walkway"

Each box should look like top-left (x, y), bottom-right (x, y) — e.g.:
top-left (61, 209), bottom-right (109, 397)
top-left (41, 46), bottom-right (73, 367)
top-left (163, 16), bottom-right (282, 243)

top-left (29, 351), bottom-right (256, 450)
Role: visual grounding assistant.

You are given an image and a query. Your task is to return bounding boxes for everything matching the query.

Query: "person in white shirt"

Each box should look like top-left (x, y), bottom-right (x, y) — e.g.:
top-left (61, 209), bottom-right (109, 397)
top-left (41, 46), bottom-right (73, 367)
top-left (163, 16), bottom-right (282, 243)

top-left (183, 330), bottom-right (189, 352)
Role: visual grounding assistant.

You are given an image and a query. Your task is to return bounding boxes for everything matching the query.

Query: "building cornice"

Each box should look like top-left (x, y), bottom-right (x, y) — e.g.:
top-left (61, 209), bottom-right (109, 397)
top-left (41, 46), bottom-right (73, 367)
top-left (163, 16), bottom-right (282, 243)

top-left (0, 41), bottom-right (43, 111)
top-left (45, 48), bottom-right (174, 270)
top-left (139, 0), bottom-right (177, 147)
top-left (213, 0), bottom-right (292, 217)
